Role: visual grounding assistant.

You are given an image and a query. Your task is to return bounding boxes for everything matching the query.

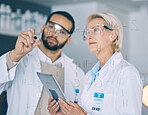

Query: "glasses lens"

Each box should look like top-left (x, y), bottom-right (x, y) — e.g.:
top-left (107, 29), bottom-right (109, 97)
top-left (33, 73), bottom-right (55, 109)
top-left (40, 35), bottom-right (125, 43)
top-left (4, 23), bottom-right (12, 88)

top-left (46, 22), bottom-right (70, 38)
top-left (83, 24), bottom-right (113, 41)
top-left (46, 23), bottom-right (54, 31)
top-left (57, 29), bottom-right (69, 38)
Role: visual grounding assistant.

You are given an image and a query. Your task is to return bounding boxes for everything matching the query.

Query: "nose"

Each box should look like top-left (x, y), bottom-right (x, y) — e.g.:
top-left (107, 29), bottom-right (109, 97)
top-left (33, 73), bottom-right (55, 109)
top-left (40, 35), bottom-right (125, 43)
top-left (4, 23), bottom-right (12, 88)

top-left (87, 35), bottom-right (93, 41)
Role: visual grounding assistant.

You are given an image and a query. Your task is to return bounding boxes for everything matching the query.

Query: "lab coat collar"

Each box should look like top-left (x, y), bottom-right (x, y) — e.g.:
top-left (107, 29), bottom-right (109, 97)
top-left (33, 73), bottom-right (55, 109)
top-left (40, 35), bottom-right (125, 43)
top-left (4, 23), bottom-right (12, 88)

top-left (99, 52), bottom-right (123, 77)
top-left (90, 61), bottom-right (100, 77)
top-left (28, 46), bottom-right (74, 68)
top-left (90, 52), bottom-right (123, 88)
top-left (90, 51), bottom-right (118, 82)
top-left (37, 46), bottom-right (63, 65)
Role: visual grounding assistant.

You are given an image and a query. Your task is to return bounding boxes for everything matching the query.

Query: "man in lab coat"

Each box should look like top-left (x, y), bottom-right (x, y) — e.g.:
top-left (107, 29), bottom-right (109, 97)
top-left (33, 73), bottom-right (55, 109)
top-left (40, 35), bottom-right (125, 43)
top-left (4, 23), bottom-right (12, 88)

top-left (0, 11), bottom-right (84, 115)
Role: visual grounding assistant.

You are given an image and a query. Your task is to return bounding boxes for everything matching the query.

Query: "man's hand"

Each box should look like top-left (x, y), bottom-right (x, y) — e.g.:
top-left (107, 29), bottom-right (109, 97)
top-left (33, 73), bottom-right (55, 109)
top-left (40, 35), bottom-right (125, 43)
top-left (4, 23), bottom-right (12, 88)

top-left (9, 28), bottom-right (41, 62)
top-left (47, 97), bottom-right (63, 115)
top-left (59, 98), bottom-right (87, 115)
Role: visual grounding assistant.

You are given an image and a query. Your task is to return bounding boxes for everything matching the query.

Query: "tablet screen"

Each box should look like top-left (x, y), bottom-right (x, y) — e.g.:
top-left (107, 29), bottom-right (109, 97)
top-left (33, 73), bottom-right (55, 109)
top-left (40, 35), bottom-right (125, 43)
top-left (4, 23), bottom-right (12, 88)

top-left (37, 72), bottom-right (66, 100)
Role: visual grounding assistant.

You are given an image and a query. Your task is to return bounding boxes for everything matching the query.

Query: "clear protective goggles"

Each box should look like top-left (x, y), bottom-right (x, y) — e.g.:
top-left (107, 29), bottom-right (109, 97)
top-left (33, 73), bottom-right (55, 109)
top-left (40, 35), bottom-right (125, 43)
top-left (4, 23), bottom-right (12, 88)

top-left (83, 24), bottom-right (113, 40)
top-left (45, 21), bottom-right (71, 39)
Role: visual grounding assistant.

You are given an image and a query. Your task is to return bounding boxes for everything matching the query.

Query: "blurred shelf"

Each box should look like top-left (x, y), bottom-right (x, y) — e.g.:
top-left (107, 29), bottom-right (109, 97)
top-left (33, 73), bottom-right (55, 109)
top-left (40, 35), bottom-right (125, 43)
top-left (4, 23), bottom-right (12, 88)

top-left (0, 29), bottom-right (20, 37)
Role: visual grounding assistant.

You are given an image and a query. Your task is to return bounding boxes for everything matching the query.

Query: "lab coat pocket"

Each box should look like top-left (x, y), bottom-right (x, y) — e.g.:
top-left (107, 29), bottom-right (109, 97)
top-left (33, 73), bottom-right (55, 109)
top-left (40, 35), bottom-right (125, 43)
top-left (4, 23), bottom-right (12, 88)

top-left (102, 93), bottom-right (115, 114)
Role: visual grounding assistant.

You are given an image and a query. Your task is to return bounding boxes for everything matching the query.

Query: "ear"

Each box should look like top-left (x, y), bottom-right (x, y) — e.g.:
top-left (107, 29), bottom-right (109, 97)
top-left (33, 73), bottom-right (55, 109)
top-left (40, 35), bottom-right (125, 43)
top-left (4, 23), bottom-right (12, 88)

top-left (40, 24), bottom-right (46, 33)
top-left (110, 30), bottom-right (118, 42)
top-left (65, 37), bottom-right (71, 45)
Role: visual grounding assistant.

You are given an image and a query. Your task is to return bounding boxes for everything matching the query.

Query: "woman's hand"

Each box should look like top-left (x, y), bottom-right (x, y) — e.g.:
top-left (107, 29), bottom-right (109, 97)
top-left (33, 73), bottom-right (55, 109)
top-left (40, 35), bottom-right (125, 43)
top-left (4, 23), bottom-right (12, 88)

top-left (47, 97), bottom-right (63, 115)
top-left (59, 98), bottom-right (87, 115)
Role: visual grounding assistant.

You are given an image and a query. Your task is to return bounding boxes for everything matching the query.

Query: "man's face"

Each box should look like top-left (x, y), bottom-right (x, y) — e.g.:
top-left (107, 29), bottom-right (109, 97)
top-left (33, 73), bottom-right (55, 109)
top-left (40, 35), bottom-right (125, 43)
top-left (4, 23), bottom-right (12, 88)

top-left (42, 14), bottom-right (72, 51)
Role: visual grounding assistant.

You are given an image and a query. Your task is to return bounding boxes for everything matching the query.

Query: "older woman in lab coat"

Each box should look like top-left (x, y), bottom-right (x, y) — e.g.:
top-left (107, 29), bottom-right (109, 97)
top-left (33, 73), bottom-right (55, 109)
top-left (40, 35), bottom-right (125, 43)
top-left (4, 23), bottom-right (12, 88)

top-left (56, 13), bottom-right (143, 115)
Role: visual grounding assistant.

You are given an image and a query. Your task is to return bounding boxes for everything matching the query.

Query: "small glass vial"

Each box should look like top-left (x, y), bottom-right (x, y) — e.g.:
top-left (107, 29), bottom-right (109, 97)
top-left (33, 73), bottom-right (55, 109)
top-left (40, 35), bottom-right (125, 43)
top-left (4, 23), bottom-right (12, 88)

top-left (74, 89), bottom-right (79, 104)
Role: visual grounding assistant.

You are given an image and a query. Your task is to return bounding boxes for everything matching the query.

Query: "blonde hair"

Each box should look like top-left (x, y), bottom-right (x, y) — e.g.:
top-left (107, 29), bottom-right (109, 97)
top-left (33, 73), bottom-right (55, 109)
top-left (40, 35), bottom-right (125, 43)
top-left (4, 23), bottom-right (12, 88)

top-left (87, 13), bottom-right (123, 52)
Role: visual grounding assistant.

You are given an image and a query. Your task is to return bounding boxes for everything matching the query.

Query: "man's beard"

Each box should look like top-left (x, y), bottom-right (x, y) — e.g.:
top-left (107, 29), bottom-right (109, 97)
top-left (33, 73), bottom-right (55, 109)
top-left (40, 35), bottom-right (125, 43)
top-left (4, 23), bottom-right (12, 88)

top-left (41, 30), bottom-right (68, 51)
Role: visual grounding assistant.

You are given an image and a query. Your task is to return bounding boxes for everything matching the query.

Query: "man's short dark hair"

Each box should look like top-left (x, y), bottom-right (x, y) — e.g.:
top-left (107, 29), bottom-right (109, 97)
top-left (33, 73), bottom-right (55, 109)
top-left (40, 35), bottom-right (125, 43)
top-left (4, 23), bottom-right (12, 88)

top-left (45, 11), bottom-right (75, 34)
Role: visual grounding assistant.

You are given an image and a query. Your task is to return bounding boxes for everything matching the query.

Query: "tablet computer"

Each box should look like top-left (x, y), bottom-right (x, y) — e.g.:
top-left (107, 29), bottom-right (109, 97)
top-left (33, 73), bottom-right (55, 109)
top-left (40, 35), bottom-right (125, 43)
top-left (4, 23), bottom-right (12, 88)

top-left (37, 72), bottom-right (66, 101)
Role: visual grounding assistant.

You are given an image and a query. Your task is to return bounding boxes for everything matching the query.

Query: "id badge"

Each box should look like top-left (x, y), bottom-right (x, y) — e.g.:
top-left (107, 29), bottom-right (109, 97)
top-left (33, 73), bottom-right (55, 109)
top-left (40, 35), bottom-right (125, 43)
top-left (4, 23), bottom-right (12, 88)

top-left (92, 92), bottom-right (104, 112)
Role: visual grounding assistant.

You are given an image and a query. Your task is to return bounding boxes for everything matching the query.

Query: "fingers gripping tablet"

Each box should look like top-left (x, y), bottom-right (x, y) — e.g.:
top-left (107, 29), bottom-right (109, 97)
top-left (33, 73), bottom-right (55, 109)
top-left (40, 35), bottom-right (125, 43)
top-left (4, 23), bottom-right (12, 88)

top-left (49, 89), bottom-right (59, 102)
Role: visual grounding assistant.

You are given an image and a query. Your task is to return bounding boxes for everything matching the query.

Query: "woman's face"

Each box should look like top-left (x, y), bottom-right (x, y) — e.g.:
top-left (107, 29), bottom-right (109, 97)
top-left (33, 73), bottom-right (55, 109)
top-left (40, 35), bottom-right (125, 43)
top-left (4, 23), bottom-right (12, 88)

top-left (86, 18), bottom-right (111, 56)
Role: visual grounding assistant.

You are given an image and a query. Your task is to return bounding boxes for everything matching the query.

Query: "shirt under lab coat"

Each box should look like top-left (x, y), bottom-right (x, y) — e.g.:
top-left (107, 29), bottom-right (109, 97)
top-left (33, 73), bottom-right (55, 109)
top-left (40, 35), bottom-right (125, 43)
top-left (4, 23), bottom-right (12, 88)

top-left (80, 52), bottom-right (143, 115)
top-left (0, 47), bottom-right (84, 115)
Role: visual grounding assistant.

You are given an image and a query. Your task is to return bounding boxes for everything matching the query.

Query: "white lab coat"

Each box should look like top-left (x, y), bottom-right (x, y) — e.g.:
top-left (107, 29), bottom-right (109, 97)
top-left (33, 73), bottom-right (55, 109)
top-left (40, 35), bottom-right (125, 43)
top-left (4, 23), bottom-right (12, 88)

top-left (0, 47), bottom-right (84, 115)
top-left (80, 52), bottom-right (143, 115)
